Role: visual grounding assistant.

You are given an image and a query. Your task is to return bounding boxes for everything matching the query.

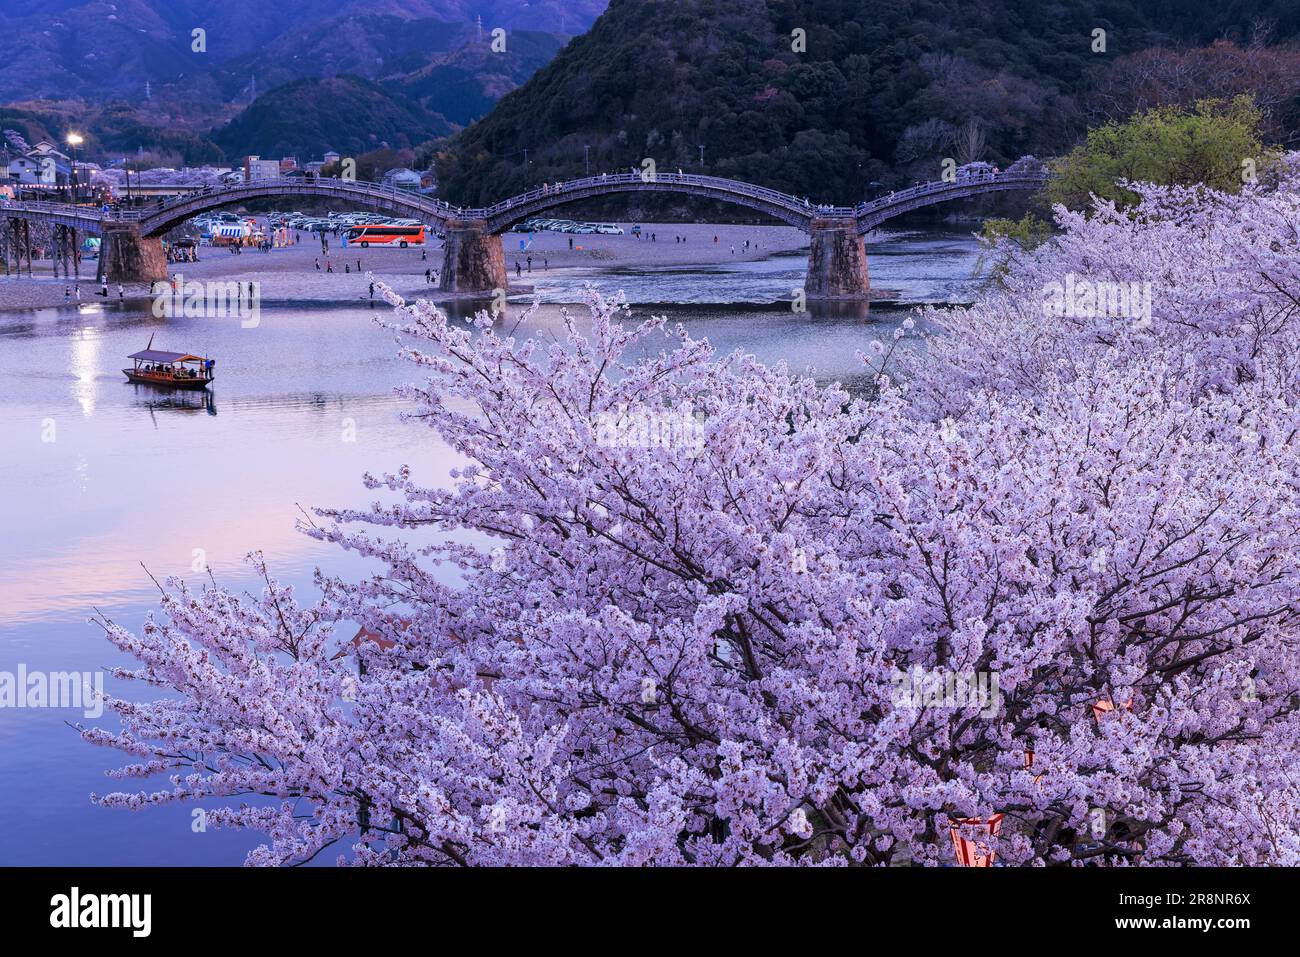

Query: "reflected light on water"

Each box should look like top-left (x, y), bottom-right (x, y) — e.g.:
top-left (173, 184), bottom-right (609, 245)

top-left (71, 324), bottom-right (100, 416)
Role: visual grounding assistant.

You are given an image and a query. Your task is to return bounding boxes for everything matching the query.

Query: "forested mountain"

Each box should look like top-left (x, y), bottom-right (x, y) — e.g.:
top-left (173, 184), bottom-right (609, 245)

top-left (211, 77), bottom-right (446, 160)
top-left (0, 0), bottom-right (607, 163)
top-left (437, 0), bottom-right (1300, 204)
top-left (0, 1), bottom-right (606, 106)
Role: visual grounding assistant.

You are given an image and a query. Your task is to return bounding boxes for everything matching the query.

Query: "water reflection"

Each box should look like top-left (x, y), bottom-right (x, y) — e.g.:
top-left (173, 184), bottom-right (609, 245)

top-left (805, 300), bottom-right (874, 322)
top-left (70, 326), bottom-right (100, 417)
top-left (131, 386), bottom-right (217, 417)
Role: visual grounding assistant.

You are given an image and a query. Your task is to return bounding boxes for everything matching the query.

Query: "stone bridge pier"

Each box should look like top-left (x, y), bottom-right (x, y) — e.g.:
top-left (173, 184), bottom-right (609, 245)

top-left (805, 218), bottom-right (870, 300)
top-left (439, 220), bottom-right (507, 294)
top-left (98, 225), bottom-right (168, 285)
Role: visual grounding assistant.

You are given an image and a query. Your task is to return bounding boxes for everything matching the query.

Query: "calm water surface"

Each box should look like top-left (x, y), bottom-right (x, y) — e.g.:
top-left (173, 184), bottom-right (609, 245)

top-left (0, 226), bottom-right (980, 864)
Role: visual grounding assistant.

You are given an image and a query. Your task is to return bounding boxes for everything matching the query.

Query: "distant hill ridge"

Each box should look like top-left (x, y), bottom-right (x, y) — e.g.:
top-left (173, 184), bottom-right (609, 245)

top-left (0, 1), bottom-right (608, 163)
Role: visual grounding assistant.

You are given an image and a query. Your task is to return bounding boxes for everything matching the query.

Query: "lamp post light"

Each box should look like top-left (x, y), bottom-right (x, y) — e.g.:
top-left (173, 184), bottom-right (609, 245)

top-left (584, 144), bottom-right (590, 177)
top-left (66, 132), bottom-right (84, 204)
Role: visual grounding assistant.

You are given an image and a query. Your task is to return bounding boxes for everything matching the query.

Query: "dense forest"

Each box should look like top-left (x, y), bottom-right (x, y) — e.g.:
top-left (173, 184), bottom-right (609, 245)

top-left (437, 0), bottom-right (1300, 204)
top-left (212, 77), bottom-right (447, 160)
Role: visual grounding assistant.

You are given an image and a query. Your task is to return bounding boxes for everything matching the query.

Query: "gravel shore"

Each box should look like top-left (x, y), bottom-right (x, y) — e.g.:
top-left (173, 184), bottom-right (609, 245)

top-left (0, 222), bottom-right (809, 310)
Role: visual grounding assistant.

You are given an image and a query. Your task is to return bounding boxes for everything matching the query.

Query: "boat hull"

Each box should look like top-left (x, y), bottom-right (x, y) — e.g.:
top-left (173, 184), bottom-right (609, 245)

top-left (123, 370), bottom-right (213, 390)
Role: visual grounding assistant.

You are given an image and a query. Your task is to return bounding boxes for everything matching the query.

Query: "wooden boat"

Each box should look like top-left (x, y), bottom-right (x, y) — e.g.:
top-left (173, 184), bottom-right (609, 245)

top-left (123, 335), bottom-right (215, 390)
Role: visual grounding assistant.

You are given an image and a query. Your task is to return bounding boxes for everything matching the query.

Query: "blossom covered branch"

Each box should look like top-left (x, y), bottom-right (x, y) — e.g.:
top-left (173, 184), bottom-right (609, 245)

top-left (87, 158), bottom-right (1300, 865)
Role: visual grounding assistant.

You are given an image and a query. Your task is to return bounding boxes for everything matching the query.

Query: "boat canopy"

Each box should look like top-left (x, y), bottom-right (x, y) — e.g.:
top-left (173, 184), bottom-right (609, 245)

top-left (128, 349), bottom-right (203, 363)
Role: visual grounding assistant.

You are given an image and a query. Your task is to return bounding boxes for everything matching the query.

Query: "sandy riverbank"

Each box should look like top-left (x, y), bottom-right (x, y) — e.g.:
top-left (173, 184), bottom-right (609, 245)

top-left (0, 221), bottom-right (810, 311)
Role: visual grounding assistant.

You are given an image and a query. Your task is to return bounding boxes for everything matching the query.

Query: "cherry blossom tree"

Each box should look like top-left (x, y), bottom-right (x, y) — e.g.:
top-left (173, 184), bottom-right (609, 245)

top-left (908, 154), bottom-right (1300, 415)
top-left (85, 157), bottom-right (1300, 866)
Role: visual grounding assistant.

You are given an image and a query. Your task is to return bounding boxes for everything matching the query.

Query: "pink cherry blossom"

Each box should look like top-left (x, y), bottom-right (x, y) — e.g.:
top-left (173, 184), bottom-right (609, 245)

top-left (86, 156), bottom-right (1300, 866)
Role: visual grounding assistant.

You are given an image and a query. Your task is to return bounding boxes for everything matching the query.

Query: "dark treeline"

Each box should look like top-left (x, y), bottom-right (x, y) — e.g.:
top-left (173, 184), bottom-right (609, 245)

top-left (437, 0), bottom-right (1300, 205)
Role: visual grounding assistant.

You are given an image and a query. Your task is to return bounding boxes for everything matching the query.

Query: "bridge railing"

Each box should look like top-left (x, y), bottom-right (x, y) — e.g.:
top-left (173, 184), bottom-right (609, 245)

top-left (479, 172), bottom-right (857, 221)
top-left (854, 170), bottom-right (1050, 217)
top-left (120, 177), bottom-right (462, 225)
top-left (1, 199), bottom-right (104, 217)
top-left (5, 168), bottom-right (1051, 231)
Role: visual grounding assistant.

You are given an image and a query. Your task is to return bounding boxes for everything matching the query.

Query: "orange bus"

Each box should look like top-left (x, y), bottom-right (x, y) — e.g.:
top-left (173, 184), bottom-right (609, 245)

top-left (346, 224), bottom-right (426, 248)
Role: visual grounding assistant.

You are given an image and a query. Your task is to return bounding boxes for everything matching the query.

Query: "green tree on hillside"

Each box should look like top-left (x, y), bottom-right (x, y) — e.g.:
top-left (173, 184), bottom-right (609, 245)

top-left (1046, 96), bottom-right (1277, 211)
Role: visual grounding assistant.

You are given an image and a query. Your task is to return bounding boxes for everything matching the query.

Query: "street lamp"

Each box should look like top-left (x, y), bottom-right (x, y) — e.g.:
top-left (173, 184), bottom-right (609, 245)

top-left (584, 145), bottom-right (590, 177)
top-left (66, 132), bottom-right (84, 204)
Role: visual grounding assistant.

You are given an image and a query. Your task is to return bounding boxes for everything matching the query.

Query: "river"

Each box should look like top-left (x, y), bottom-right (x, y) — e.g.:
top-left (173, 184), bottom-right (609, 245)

top-left (0, 225), bottom-right (982, 864)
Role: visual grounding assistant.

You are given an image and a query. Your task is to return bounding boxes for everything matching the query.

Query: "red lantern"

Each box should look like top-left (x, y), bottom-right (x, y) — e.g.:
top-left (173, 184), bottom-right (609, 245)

top-left (949, 814), bottom-right (1004, 867)
top-left (1022, 748), bottom-right (1048, 785)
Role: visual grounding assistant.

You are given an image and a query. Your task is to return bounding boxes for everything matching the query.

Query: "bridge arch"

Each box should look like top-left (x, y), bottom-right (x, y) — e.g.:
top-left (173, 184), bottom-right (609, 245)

top-left (133, 180), bottom-right (458, 237)
top-left (481, 173), bottom-right (824, 233)
top-left (856, 172), bottom-right (1048, 234)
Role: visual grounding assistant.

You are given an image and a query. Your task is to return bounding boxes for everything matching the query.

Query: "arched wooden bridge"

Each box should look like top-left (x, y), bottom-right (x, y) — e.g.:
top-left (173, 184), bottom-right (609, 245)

top-left (1, 166), bottom-right (1048, 299)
